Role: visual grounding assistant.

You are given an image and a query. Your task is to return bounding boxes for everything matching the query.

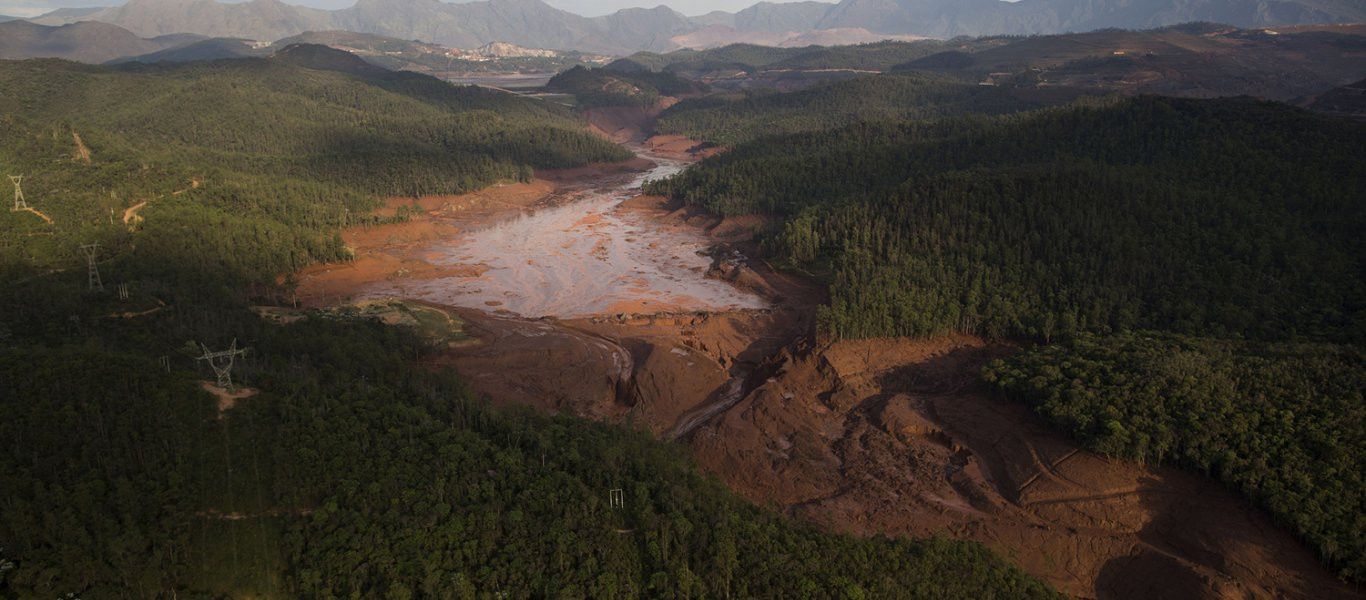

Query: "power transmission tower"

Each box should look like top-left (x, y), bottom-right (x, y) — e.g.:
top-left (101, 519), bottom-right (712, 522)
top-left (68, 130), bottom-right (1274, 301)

top-left (197, 339), bottom-right (247, 390)
top-left (118, 283), bottom-right (129, 300)
top-left (9, 175), bottom-right (25, 211)
top-left (79, 243), bottom-right (103, 291)
top-left (609, 488), bottom-right (624, 509)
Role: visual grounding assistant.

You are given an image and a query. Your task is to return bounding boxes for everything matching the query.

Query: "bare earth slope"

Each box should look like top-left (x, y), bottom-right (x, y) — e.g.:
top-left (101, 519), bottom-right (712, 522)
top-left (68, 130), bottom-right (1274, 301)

top-left (687, 336), bottom-right (1360, 600)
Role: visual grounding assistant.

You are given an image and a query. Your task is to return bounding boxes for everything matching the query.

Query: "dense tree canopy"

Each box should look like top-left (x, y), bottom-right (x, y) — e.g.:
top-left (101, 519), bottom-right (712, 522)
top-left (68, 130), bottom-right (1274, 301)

top-left (546, 66), bottom-right (705, 108)
top-left (648, 94), bottom-right (1366, 580)
top-left (656, 72), bottom-right (1037, 145)
top-left (0, 287), bottom-right (1058, 599)
top-left (984, 334), bottom-right (1366, 580)
top-left (0, 51), bottom-right (630, 300)
top-left (648, 96), bottom-right (1366, 342)
top-left (0, 53), bottom-right (1059, 598)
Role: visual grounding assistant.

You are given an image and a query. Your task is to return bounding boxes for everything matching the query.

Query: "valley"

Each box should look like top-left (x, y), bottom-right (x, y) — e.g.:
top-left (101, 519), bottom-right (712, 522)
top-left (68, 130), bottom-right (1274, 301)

top-left (285, 109), bottom-right (1362, 598)
top-left (2, 14), bottom-right (1364, 596)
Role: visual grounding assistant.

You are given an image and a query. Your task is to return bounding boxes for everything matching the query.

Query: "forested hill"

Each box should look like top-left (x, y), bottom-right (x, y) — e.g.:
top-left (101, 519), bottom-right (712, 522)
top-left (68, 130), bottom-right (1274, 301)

top-left (647, 96), bottom-right (1366, 343)
top-left (546, 65), bottom-right (705, 108)
top-left (610, 40), bottom-right (950, 75)
top-left (0, 50), bottom-right (1061, 597)
top-left (0, 45), bottom-right (629, 298)
top-left (647, 95), bottom-right (1366, 581)
top-left (655, 71), bottom-right (1040, 145)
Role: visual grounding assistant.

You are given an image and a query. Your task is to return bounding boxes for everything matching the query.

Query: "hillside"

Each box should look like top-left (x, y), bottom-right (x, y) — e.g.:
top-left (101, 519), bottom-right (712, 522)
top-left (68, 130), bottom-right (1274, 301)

top-left (901, 24), bottom-right (1366, 101)
top-left (27, 0), bottom-right (839, 54)
top-left (0, 50), bottom-right (1062, 598)
top-left (616, 25), bottom-right (1366, 103)
top-left (646, 95), bottom-right (1366, 580)
top-left (612, 39), bottom-right (949, 74)
top-left (547, 65), bottom-right (705, 108)
top-left (0, 20), bottom-right (196, 63)
top-left (108, 36), bottom-right (263, 63)
top-left (0, 46), bottom-right (629, 291)
top-left (657, 71), bottom-right (1039, 144)
top-left (1308, 77), bottom-right (1366, 120)
top-left (30, 0), bottom-right (1366, 54)
top-left (816, 0), bottom-right (1366, 37)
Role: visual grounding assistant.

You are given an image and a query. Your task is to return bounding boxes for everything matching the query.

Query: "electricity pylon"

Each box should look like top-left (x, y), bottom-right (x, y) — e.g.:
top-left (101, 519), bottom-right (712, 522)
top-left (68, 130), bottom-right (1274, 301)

top-left (9, 175), bottom-right (25, 211)
top-left (79, 243), bottom-right (103, 291)
top-left (197, 339), bottom-right (248, 390)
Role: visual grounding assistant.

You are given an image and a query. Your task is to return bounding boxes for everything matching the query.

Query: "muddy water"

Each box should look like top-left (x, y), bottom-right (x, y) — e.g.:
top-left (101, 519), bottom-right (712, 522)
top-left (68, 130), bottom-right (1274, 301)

top-left (356, 153), bottom-right (767, 319)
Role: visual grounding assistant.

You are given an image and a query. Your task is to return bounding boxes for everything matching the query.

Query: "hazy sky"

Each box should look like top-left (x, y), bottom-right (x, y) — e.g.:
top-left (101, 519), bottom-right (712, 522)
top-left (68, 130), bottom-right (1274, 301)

top-left (0, 0), bottom-right (831, 18)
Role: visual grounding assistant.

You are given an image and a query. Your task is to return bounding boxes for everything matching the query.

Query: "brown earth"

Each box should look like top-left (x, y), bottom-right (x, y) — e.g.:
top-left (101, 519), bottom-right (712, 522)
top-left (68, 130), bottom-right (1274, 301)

top-left (418, 241), bottom-right (1358, 599)
top-left (284, 127), bottom-right (1360, 598)
top-left (201, 381), bottom-right (259, 417)
top-left (687, 336), bottom-right (1361, 600)
top-left (71, 129), bottom-right (91, 164)
top-left (583, 97), bottom-right (678, 143)
top-left (294, 174), bottom-right (630, 306)
top-left (582, 96), bottom-right (720, 160)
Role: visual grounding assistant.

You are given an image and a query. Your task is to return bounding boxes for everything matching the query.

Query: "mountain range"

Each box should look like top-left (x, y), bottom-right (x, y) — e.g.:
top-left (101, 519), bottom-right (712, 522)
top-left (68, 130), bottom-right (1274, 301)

top-left (0, 20), bottom-right (203, 62)
top-left (25, 0), bottom-right (1366, 53)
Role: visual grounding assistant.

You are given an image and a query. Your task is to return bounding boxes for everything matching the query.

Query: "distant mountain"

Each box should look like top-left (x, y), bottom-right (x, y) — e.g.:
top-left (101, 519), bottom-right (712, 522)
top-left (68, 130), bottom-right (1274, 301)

top-left (1307, 77), bottom-right (1366, 120)
top-left (107, 37), bottom-right (262, 63)
top-left (733, 1), bottom-right (832, 32)
top-left (271, 41), bottom-right (389, 75)
top-left (45, 0), bottom-right (334, 41)
top-left (26, 0), bottom-right (1366, 54)
top-left (0, 14), bottom-right (18, 22)
top-left (816, 0), bottom-right (1366, 37)
top-left (27, 0), bottom-right (836, 53)
top-left (591, 6), bottom-right (697, 52)
top-left (668, 25), bottom-right (922, 50)
top-left (0, 20), bottom-right (196, 62)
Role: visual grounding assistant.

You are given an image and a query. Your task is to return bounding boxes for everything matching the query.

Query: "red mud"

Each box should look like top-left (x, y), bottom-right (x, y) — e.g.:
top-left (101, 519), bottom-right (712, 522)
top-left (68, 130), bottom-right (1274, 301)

top-left (285, 120), bottom-right (1360, 600)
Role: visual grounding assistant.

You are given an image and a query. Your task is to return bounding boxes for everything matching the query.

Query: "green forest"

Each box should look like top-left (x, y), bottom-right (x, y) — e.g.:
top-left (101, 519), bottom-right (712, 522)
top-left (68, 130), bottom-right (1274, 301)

top-left (647, 95), bottom-right (1366, 580)
top-left (984, 334), bottom-right (1365, 580)
top-left (608, 40), bottom-right (961, 77)
top-left (0, 46), bottom-right (629, 299)
top-left (546, 66), bottom-right (705, 108)
top-left (647, 96), bottom-right (1366, 342)
top-left (0, 52), bottom-right (1059, 598)
top-left (656, 72), bottom-right (1037, 145)
top-left (0, 310), bottom-right (1058, 598)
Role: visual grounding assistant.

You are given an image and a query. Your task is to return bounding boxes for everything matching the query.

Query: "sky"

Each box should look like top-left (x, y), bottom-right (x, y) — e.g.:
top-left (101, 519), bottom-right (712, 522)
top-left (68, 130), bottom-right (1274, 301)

top-left (0, 0), bottom-right (831, 18)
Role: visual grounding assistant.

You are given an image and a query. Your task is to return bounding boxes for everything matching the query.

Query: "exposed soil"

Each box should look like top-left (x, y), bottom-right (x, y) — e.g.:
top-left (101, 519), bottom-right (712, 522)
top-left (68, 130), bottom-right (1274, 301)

top-left (123, 178), bottom-right (199, 226)
top-left (582, 96), bottom-right (722, 161)
top-left (294, 179), bottom-right (559, 306)
top-left (686, 337), bottom-right (1361, 600)
top-left (287, 129), bottom-right (1360, 599)
top-left (71, 130), bottom-right (91, 164)
top-left (201, 381), bottom-right (259, 417)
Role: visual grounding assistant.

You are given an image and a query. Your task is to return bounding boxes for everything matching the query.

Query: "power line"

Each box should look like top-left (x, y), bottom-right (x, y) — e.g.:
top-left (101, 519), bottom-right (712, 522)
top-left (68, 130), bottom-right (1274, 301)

top-left (79, 243), bottom-right (103, 291)
top-left (9, 175), bottom-right (26, 211)
top-left (197, 339), bottom-right (248, 391)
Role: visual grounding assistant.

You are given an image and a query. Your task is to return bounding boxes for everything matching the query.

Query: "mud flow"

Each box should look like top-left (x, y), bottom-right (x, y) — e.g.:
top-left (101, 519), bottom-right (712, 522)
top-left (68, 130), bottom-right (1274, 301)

top-left (291, 139), bottom-right (1359, 600)
top-left (355, 155), bottom-right (766, 317)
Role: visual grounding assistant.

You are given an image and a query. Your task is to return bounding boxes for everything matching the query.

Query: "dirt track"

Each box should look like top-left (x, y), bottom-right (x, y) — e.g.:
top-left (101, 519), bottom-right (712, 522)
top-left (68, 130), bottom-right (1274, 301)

top-left (290, 136), bottom-right (1360, 599)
